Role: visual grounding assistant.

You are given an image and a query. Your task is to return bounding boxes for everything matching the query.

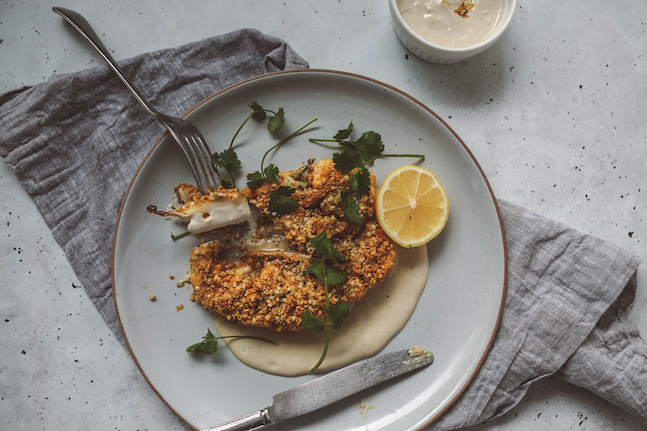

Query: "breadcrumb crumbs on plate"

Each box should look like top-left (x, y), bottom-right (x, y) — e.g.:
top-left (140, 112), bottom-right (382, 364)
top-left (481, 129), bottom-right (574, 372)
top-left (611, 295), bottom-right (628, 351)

top-left (150, 295), bottom-right (156, 301)
top-left (176, 304), bottom-right (184, 311)
top-left (359, 398), bottom-right (374, 418)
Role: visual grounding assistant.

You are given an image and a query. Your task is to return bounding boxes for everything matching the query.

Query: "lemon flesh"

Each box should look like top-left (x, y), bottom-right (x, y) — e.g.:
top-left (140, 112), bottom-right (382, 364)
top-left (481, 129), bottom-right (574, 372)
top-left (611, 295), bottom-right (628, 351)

top-left (376, 165), bottom-right (449, 248)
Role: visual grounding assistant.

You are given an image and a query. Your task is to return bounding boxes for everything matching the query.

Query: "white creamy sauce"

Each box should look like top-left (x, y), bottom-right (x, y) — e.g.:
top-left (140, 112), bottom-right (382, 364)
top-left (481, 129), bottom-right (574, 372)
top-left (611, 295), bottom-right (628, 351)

top-left (180, 197), bottom-right (251, 234)
top-left (397, 0), bottom-right (503, 48)
top-left (214, 246), bottom-right (429, 376)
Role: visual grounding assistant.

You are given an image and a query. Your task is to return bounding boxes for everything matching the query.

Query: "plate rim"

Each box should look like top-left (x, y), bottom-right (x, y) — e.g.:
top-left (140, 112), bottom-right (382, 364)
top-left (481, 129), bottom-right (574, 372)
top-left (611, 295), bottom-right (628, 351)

top-left (110, 68), bottom-right (508, 430)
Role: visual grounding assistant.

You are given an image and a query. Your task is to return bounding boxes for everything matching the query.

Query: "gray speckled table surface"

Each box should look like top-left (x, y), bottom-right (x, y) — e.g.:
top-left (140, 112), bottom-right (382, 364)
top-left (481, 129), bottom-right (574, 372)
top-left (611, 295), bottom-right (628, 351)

top-left (1, 1), bottom-right (645, 430)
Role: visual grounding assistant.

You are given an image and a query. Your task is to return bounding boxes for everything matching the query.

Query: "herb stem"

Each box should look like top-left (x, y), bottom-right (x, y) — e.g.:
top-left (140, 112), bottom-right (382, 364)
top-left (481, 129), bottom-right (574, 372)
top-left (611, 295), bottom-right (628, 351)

top-left (377, 153), bottom-right (425, 160)
top-left (260, 118), bottom-right (318, 172)
top-left (310, 264), bottom-right (331, 373)
top-left (171, 231), bottom-right (191, 240)
top-left (310, 325), bottom-right (331, 373)
top-left (229, 108), bottom-right (283, 150)
top-left (219, 335), bottom-right (277, 344)
top-left (229, 114), bottom-right (254, 149)
top-left (308, 138), bottom-right (337, 143)
top-left (308, 138), bottom-right (339, 149)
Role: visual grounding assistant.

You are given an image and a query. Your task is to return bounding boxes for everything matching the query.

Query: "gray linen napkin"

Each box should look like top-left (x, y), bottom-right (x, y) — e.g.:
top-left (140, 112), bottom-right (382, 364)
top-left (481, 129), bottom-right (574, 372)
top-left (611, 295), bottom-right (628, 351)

top-left (1, 29), bottom-right (645, 429)
top-left (0, 28), bottom-right (307, 338)
top-left (428, 201), bottom-right (646, 429)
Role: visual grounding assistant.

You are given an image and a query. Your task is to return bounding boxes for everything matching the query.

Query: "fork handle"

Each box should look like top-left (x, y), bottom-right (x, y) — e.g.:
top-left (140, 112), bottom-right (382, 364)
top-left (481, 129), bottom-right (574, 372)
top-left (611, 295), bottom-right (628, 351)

top-left (53, 7), bottom-right (158, 117)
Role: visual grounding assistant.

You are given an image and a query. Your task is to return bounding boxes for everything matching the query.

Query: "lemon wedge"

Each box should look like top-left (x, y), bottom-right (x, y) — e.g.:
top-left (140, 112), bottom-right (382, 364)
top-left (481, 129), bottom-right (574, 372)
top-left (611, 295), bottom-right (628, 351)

top-left (376, 165), bottom-right (449, 248)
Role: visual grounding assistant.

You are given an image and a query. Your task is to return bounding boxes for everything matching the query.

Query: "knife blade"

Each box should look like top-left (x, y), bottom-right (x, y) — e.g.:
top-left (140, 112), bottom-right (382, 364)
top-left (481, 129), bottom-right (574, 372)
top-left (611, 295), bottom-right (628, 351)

top-left (202, 347), bottom-right (434, 431)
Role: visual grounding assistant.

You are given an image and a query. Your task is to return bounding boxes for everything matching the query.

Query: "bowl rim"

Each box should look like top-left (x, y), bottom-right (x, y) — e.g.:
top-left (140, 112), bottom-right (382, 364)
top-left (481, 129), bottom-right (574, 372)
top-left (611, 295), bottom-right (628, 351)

top-left (389, 0), bottom-right (517, 54)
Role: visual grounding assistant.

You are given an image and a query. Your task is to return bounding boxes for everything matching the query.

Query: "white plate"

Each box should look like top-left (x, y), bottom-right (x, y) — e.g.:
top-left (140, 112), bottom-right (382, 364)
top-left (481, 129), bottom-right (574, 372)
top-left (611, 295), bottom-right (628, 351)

top-left (112, 69), bottom-right (506, 430)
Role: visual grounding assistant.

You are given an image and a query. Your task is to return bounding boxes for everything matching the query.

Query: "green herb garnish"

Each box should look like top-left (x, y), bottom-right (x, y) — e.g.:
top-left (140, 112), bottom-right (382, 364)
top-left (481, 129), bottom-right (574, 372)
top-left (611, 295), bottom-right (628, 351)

top-left (212, 102), bottom-right (288, 188)
top-left (171, 230), bottom-right (191, 241)
top-left (246, 118), bottom-right (318, 189)
top-left (186, 329), bottom-right (275, 355)
top-left (211, 147), bottom-right (241, 184)
top-left (244, 108), bottom-right (317, 215)
top-left (310, 122), bottom-right (424, 224)
top-left (302, 232), bottom-right (349, 372)
top-left (246, 164), bottom-right (280, 190)
top-left (268, 185), bottom-right (299, 214)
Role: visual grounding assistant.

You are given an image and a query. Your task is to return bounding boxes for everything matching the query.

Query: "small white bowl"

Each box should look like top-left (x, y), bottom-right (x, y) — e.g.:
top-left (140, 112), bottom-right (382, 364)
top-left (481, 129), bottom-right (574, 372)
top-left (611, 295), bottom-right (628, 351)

top-left (388, 0), bottom-right (516, 64)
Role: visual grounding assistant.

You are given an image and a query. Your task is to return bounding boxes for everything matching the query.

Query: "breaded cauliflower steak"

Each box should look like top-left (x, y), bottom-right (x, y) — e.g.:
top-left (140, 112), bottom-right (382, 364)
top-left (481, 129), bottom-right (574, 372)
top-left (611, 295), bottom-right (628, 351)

top-left (188, 159), bottom-right (396, 333)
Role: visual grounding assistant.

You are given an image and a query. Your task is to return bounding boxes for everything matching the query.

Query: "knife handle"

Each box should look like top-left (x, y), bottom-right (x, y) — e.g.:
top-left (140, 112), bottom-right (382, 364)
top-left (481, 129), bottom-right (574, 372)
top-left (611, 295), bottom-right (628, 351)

top-left (202, 408), bottom-right (272, 431)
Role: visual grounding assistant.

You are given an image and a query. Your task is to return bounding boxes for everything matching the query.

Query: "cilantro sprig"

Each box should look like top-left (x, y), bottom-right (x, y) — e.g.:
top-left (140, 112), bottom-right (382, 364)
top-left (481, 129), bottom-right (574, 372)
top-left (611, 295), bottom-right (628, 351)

top-left (186, 329), bottom-right (275, 355)
top-left (245, 109), bottom-right (317, 215)
top-left (302, 232), bottom-right (349, 372)
top-left (247, 117), bottom-right (318, 189)
top-left (211, 102), bottom-right (288, 188)
top-left (310, 122), bottom-right (424, 224)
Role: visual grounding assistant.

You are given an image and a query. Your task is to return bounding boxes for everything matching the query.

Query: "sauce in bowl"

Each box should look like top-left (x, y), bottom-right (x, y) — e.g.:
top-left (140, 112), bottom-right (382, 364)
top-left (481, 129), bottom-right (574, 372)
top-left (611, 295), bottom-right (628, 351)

top-left (397, 0), bottom-right (503, 48)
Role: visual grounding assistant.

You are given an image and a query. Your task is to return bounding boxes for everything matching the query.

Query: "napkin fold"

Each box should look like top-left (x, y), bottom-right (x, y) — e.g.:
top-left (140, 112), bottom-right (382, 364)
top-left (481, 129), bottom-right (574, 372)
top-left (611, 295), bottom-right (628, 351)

top-left (428, 201), bottom-right (645, 429)
top-left (1, 29), bottom-right (645, 429)
top-left (0, 29), bottom-right (307, 338)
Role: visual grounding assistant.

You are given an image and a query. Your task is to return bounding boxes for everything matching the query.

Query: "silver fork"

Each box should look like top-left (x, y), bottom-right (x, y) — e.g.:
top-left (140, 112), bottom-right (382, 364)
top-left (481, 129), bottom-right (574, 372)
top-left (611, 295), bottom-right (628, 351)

top-left (53, 6), bottom-right (221, 193)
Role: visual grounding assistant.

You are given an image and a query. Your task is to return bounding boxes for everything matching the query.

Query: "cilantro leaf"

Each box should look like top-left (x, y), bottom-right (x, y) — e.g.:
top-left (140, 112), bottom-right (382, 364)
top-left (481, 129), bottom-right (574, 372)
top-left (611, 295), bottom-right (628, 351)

top-left (302, 231), bottom-right (348, 370)
top-left (304, 259), bottom-right (346, 286)
top-left (327, 302), bottom-right (350, 329)
top-left (349, 167), bottom-right (371, 196)
top-left (331, 129), bottom-right (384, 174)
top-left (330, 128), bottom-right (384, 224)
top-left (220, 179), bottom-right (234, 189)
top-left (353, 131), bottom-right (384, 162)
top-left (341, 192), bottom-right (362, 225)
top-left (211, 153), bottom-right (222, 169)
top-left (333, 147), bottom-right (360, 174)
top-left (267, 108), bottom-right (285, 132)
top-left (246, 170), bottom-right (266, 190)
top-left (212, 147), bottom-right (241, 171)
top-left (268, 186), bottom-right (298, 214)
top-left (302, 310), bottom-right (325, 333)
top-left (333, 122), bottom-right (353, 143)
top-left (263, 164), bottom-right (280, 183)
top-left (324, 265), bottom-right (346, 286)
top-left (303, 259), bottom-right (325, 282)
top-left (310, 232), bottom-right (342, 260)
top-left (246, 165), bottom-right (281, 190)
top-left (249, 101), bottom-right (267, 121)
top-left (186, 329), bottom-right (219, 355)
top-left (269, 184), bottom-right (296, 198)
top-left (186, 329), bottom-right (276, 357)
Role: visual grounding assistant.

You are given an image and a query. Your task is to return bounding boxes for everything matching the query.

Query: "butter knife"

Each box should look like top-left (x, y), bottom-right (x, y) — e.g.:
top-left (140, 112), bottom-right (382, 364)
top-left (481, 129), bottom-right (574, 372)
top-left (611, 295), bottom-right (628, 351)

top-left (203, 348), bottom-right (434, 431)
